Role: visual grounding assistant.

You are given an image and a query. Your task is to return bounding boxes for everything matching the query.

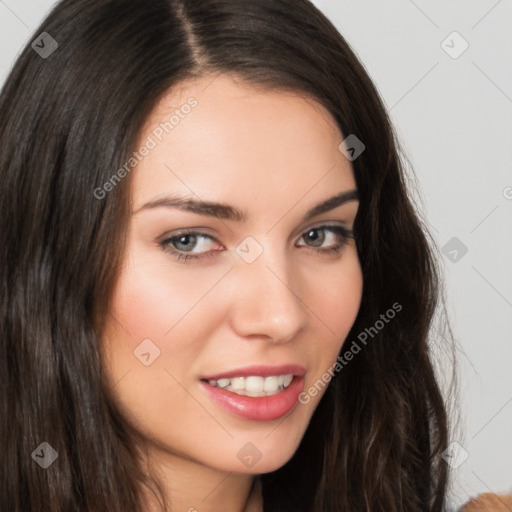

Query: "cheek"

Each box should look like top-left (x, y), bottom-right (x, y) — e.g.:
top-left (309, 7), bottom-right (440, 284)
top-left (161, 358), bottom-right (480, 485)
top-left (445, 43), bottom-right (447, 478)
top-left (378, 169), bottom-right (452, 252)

top-left (111, 246), bottom-right (226, 343)
top-left (101, 250), bottom-right (228, 441)
top-left (301, 248), bottom-right (363, 376)
top-left (102, 246), bottom-right (238, 436)
top-left (311, 248), bottom-right (363, 338)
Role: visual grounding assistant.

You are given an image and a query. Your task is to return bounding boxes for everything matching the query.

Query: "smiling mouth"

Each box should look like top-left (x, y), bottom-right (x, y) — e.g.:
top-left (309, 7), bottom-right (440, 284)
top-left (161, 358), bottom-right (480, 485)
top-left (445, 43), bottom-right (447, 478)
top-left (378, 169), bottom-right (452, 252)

top-left (201, 374), bottom-right (294, 397)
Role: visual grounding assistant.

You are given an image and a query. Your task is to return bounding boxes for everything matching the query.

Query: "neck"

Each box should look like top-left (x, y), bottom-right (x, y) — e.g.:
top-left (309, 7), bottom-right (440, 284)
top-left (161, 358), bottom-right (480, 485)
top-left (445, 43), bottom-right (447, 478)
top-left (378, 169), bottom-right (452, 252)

top-left (138, 444), bottom-right (263, 512)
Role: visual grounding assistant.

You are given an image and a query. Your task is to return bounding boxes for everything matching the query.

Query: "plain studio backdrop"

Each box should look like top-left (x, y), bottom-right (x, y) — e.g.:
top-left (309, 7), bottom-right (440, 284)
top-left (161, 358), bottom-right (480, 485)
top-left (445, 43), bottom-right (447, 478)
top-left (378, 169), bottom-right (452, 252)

top-left (1, 1), bottom-right (511, 509)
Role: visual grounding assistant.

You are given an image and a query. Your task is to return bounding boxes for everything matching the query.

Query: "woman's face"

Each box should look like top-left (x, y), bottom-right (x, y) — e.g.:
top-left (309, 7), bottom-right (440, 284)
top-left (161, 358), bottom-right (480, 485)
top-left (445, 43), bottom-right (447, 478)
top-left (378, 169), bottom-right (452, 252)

top-left (101, 74), bottom-right (363, 474)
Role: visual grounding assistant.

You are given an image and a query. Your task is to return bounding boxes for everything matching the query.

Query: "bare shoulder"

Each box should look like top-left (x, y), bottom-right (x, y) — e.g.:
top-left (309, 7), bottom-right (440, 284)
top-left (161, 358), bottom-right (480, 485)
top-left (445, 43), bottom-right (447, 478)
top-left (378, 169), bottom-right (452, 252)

top-left (460, 493), bottom-right (512, 511)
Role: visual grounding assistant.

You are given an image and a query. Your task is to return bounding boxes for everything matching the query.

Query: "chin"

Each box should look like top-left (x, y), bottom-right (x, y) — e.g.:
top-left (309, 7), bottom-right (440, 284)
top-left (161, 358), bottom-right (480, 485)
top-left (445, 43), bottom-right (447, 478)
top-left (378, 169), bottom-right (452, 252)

top-left (224, 425), bottom-right (307, 475)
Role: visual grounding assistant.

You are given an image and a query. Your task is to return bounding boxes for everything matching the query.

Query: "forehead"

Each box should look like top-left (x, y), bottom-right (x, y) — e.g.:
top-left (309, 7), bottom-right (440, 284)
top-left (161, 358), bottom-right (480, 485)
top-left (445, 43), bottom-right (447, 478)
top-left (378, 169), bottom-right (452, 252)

top-left (130, 74), bottom-right (355, 216)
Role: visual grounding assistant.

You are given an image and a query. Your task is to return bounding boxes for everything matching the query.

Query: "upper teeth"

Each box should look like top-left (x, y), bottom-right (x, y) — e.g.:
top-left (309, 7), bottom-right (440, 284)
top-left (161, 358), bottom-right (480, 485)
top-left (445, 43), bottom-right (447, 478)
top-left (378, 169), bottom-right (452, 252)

top-left (208, 375), bottom-right (294, 397)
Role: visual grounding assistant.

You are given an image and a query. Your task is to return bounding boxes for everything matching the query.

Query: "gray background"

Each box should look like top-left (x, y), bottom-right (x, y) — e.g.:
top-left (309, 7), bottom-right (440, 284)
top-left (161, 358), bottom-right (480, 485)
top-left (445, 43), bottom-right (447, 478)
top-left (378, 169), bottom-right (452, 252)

top-left (1, 0), bottom-right (511, 508)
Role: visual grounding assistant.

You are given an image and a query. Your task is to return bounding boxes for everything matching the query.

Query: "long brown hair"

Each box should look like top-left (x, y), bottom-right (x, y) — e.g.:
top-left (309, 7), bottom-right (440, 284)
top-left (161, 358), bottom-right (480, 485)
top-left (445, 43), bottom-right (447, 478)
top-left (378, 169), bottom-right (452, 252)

top-left (0, 0), bottom-right (456, 510)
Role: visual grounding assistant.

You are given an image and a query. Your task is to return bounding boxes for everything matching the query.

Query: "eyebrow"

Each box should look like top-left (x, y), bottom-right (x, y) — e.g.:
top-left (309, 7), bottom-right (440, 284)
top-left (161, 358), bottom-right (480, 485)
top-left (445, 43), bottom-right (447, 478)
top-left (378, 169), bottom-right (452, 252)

top-left (133, 189), bottom-right (359, 222)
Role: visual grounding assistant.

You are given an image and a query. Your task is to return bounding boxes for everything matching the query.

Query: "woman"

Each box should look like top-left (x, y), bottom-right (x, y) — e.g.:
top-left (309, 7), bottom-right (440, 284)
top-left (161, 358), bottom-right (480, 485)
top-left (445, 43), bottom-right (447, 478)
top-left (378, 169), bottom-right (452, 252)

top-left (0, 0), bottom-right (455, 510)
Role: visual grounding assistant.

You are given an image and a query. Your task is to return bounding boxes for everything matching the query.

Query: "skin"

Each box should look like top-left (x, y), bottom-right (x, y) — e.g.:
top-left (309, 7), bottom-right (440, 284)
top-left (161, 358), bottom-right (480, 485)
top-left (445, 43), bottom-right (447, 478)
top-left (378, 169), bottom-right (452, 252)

top-left (101, 73), bottom-right (363, 512)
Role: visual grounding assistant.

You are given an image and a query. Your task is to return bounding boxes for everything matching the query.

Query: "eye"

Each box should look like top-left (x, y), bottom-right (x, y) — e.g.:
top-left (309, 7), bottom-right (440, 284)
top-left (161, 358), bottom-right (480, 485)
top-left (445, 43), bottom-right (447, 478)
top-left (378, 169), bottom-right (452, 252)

top-left (296, 225), bottom-right (353, 256)
top-left (159, 231), bottom-right (221, 263)
top-left (159, 224), bottom-right (354, 263)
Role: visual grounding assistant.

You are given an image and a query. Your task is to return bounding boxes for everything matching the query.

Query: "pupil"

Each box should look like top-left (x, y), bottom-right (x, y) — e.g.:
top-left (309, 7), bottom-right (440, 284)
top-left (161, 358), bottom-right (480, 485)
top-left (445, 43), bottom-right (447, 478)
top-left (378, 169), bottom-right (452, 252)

top-left (176, 234), bottom-right (196, 251)
top-left (307, 229), bottom-right (324, 247)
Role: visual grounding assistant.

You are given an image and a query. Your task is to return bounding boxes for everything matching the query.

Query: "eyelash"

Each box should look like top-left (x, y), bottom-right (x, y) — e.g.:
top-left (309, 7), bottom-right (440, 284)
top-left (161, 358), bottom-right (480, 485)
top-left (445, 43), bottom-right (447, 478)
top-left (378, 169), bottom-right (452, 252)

top-left (159, 225), bottom-right (354, 263)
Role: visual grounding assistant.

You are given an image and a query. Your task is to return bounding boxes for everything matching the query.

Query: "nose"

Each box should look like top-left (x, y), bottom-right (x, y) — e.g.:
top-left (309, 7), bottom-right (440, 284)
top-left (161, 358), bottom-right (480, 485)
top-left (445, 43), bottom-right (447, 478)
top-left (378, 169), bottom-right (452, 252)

top-left (227, 248), bottom-right (308, 343)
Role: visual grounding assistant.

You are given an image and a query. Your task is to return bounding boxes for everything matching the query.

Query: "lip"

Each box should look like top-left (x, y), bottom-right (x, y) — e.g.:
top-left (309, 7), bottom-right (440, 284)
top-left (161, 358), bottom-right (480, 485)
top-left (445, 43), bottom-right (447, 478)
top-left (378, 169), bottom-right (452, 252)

top-left (199, 374), bottom-right (305, 421)
top-left (200, 364), bottom-right (306, 381)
